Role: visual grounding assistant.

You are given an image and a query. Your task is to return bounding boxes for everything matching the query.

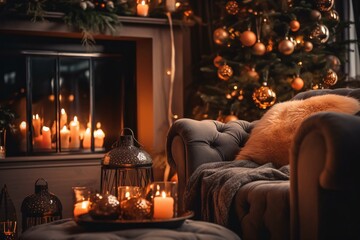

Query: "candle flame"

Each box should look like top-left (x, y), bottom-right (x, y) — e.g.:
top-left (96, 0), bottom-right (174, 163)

top-left (161, 191), bottom-right (167, 198)
top-left (42, 126), bottom-right (50, 132)
top-left (141, 0), bottom-right (146, 5)
top-left (20, 121), bottom-right (26, 129)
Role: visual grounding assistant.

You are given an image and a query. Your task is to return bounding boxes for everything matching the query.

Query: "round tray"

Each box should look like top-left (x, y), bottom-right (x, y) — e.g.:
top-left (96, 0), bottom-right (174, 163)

top-left (75, 211), bottom-right (194, 231)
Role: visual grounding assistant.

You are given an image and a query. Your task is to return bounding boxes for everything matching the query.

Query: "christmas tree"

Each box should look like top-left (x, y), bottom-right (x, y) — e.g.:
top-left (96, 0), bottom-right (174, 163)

top-left (191, 0), bottom-right (357, 122)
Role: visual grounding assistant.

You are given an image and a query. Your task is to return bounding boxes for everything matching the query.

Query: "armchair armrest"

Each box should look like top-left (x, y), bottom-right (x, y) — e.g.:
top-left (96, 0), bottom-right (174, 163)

top-left (166, 118), bottom-right (253, 212)
top-left (290, 111), bottom-right (360, 240)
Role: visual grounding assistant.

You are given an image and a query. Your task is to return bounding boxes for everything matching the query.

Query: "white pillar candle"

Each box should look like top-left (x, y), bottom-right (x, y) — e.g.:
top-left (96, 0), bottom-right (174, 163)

top-left (19, 121), bottom-right (27, 152)
top-left (153, 191), bottom-right (174, 219)
top-left (32, 114), bottom-right (41, 137)
top-left (82, 127), bottom-right (91, 149)
top-left (42, 126), bottom-right (52, 149)
top-left (137, 1), bottom-right (149, 16)
top-left (60, 108), bottom-right (67, 128)
top-left (60, 125), bottom-right (70, 149)
top-left (69, 116), bottom-right (80, 149)
top-left (166, 0), bottom-right (176, 12)
top-left (94, 129), bottom-right (105, 148)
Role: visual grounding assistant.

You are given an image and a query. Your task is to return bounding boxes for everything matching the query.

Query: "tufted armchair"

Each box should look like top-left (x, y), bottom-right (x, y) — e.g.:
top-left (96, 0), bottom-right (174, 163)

top-left (166, 88), bottom-right (360, 240)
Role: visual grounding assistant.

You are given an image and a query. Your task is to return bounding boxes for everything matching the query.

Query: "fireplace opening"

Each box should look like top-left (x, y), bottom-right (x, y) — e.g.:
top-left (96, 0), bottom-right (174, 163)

top-left (0, 35), bottom-right (137, 157)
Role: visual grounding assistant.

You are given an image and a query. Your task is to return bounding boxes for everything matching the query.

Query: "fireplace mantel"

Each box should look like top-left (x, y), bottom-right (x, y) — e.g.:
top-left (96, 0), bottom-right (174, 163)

top-left (0, 15), bottom-right (193, 231)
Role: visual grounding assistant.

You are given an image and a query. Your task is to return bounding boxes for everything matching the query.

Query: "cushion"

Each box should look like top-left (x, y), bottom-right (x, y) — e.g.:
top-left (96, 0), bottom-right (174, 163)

top-left (235, 94), bottom-right (360, 168)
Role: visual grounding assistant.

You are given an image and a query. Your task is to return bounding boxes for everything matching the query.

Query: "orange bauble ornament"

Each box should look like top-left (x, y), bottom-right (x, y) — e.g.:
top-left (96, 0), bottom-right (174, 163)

top-left (252, 42), bottom-right (266, 56)
top-left (217, 64), bottom-right (233, 81)
top-left (252, 84), bottom-right (277, 109)
top-left (291, 77), bottom-right (304, 91)
top-left (278, 39), bottom-right (294, 55)
top-left (304, 41), bottom-right (313, 52)
top-left (323, 69), bottom-right (338, 86)
top-left (213, 27), bottom-right (229, 45)
top-left (289, 20), bottom-right (300, 32)
top-left (213, 55), bottom-right (223, 68)
top-left (240, 30), bottom-right (257, 47)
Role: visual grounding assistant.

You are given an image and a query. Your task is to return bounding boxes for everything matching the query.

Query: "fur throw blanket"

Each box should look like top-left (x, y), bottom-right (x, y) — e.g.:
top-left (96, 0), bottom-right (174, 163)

top-left (235, 94), bottom-right (360, 168)
top-left (184, 160), bottom-right (290, 227)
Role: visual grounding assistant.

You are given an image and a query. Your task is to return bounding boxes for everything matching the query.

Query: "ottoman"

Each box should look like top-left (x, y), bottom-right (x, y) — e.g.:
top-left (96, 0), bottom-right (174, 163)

top-left (19, 218), bottom-right (241, 240)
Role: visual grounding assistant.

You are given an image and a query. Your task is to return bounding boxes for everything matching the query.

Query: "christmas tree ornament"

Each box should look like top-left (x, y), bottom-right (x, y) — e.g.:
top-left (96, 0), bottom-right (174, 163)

top-left (106, 1), bottom-right (114, 9)
top-left (278, 39), bottom-right (294, 55)
top-left (310, 10), bottom-right (322, 21)
top-left (120, 197), bottom-right (152, 220)
top-left (252, 83), bottom-right (277, 109)
top-left (323, 69), bottom-right (338, 86)
top-left (213, 55), bottom-right (224, 68)
top-left (291, 76), bottom-right (304, 90)
top-left (225, 0), bottom-right (239, 15)
top-left (89, 192), bottom-right (120, 220)
top-left (326, 55), bottom-right (341, 72)
top-left (228, 27), bottom-right (241, 40)
top-left (217, 64), bottom-right (233, 81)
top-left (323, 9), bottom-right (340, 27)
top-left (309, 24), bottom-right (329, 44)
top-left (303, 41), bottom-right (313, 52)
top-left (246, 67), bottom-right (260, 81)
top-left (316, 0), bottom-right (334, 12)
top-left (289, 20), bottom-right (300, 32)
top-left (240, 30), bottom-right (257, 47)
top-left (252, 41), bottom-right (266, 55)
top-left (213, 27), bottom-right (229, 45)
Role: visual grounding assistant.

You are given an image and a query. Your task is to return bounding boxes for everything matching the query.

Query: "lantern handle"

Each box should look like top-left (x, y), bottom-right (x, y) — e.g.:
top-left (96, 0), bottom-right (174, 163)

top-left (115, 128), bottom-right (144, 148)
top-left (35, 178), bottom-right (48, 187)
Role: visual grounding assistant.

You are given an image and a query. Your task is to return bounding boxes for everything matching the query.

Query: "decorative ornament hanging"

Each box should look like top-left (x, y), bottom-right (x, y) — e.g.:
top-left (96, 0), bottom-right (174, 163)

top-left (323, 9), bottom-right (340, 27)
top-left (310, 10), bottom-right (322, 21)
top-left (291, 76), bottom-right (304, 91)
top-left (316, 0), bottom-right (334, 12)
top-left (213, 27), bottom-right (229, 45)
top-left (326, 55), bottom-right (341, 72)
top-left (217, 63), bottom-right (233, 81)
top-left (323, 69), bottom-right (338, 86)
top-left (120, 197), bottom-right (151, 220)
top-left (278, 38), bottom-right (294, 55)
top-left (303, 41), bottom-right (313, 52)
top-left (213, 55), bottom-right (224, 68)
top-left (240, 30), bottom-right (257, 47)
top-left (225, 0), bottom-right (239, 15)
top-left (246, 67), bottom-right (260, 81)
top-left (228, 27), bottom-right (241, 40)
top-left (309, 24), bottom-right (329, 44)
top-left (253, 16), bottom-right (266, 56)
top-left (89, 192), bottom-right (120, 220)
top-left (289, 20), bottom-right (300, 32)
top-left (252, 82), bottom-right (277, 109)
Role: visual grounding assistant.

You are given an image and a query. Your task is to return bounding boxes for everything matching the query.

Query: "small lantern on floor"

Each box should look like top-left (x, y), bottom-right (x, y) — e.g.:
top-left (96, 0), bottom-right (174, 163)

top-left (100, 128), bottom-right (153, 197)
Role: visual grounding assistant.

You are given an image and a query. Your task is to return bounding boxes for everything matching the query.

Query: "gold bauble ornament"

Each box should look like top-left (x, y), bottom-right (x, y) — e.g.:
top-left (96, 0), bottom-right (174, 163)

top-left (323, 9), bottom-right (340, 26)
top-left (252, 84), bottom-right (277, 109)
top-left (89, 193), bottom-right (120, 220)
top-left (316, 0), bottom-right (334, 12)
top-left (228, 27), bottom-right (241, 40)
top-left (326, 55), bottom-right (341, 72)
top-left (225, 0), bottom-right (239, 15)
top-left (252, 41), bottom-right (266, 56)
top-left (240, 30), bottom-right (257, 47)
top-left (213, 27), bottom-right (229, 45)
top-left (291, 77), bottom-right (304, 91)
top-left (121, 197), bottom-right (152, 220)
top-left (323, 69), bottom-right (338, 86)
top-left (217, 64), bottom-right (233, 81)
top-left (213, 55), bottom-right (223, 68)
top-left (278, 39), bottom-right (294, 55)
top-left (247, 67), bottom-right (260, 81)
top-left (309, 24), bottom-right (329, 44)
top-left (311, 10), bottom-right (322, 21)
top-left (224, 114), bottom-right (239, 123)
top-left (304, 41), bottom-right (313, 52)
top-left (289, 20), bottom-right (300, 32)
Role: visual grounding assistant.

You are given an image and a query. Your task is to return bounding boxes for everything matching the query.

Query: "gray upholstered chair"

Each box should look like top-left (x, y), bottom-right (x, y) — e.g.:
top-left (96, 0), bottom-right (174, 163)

top-left (166, 88), bottom-right (360, 240)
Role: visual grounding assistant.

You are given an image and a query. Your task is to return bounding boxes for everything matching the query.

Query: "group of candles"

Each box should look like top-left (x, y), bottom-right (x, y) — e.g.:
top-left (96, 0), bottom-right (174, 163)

top-left (73, 182), bottom-right (176, 220)
top-left (136, 0), bottom-right (177, 17)
top-left (19, 108), bottom-right (105, 150)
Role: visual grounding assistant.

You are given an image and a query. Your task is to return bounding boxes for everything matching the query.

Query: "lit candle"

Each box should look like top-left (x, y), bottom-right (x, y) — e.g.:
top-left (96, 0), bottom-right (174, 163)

top-left (32, 114), bottom-right (41, 137)
top-left (19, 121), bottom-right (27, 152)
top-left (153, 191), bottom-right (174, 219)
top-left (94, 122), bottom-right (105, 148)
top-left (166, 0), bottom-right (176, 12)
top-left (60, 125), bottom-right (70, 149)
top-left (60, 108), bottom-right (67, 128)
top-left (73, 200), bottom-right (90, 217)
top-left (137, 0), bottom-right (149, 17)
top-left (42, 126), bottom-right (52, 149)
top-left (69, 116), bottom-right (80, 149)
top-left (82, 127), bottom-right (91, 149)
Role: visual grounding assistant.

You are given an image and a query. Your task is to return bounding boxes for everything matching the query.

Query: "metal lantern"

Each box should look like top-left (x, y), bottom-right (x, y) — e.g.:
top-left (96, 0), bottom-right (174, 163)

top-left (100, 129), bottom-right (153, 197)
top-left (21, 178), bottom-right (62, 232)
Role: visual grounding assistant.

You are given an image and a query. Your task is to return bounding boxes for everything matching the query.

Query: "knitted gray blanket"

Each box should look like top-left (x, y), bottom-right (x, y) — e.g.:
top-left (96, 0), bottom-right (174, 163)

top-left (184, 160), bottom-right (290, 227)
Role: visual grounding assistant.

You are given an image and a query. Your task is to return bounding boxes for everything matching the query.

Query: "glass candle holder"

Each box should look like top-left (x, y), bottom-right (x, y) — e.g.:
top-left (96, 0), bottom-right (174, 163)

top-left (72, 187), bottom-right (91, 218)
top-left (118, 186), bottom-right (151, 220)
top-left (136, 0), bottom-right (150, 17)
top-left (149, 181), bottom-right (177, 219)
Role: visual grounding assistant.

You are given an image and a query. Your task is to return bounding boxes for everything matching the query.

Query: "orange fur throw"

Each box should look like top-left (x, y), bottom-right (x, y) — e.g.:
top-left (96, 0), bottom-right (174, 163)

top-left (235, 94), bottom-right (360, 168)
